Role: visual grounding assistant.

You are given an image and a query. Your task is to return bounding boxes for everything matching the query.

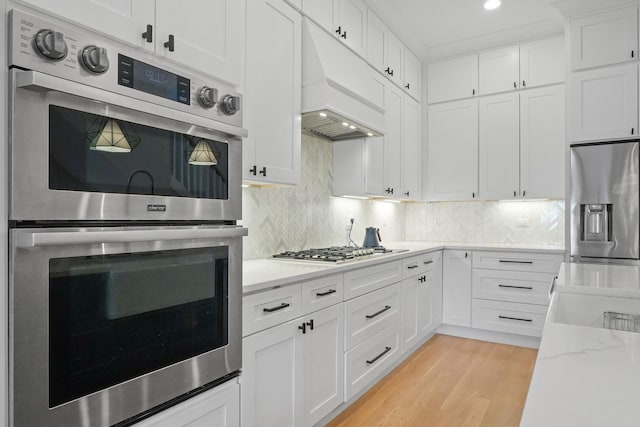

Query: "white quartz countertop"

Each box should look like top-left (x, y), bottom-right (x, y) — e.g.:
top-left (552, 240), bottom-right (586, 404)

top-left (243, 241), bottom-right (564, 294)
top-left (556, 262), bottom-right (640, 298)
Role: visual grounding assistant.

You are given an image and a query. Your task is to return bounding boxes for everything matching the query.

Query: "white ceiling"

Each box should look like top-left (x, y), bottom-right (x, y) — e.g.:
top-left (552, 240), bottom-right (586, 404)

top-left (363, 0), bottom-right (565, 61)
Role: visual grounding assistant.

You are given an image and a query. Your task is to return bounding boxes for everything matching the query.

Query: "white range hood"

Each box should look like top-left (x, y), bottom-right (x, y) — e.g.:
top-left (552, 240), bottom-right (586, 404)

top-left (301, 19), bottom-right (385, 141)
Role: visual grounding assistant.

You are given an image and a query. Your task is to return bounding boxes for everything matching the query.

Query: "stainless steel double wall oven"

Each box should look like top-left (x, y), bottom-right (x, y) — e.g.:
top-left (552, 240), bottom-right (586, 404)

top-left (8, 8), bottom-right (247, 427)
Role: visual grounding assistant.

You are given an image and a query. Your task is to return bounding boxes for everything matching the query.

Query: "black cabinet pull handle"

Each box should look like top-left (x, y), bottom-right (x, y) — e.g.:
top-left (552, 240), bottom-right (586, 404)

top-left (316, 289), bottom-right (337, 297)
top-left (472, 89), bottom-right (476, 95)
top-left (298, 322), bottom-right (307, 334)
top-left (259, 166), bottom-right (267, 176)
top-left (465, 252), bottom-right (468, 258)
top-left (472, 192), bottom-right (476, 198)
top-left (498, 260), bottom-right (533, 264)
top-left (366, 346), bottom-right (392, 364)
top-left (513, 81), bottom-right (517, 88)
top-left (306, 319), bottom-right (314, 331)
top-left (404, 191), bottom-right (410, 197)
top-left (385, 67), bottom-right (391, 74)
top-left (522, 80), bottom-right (526, 87)
top-left (418, 275), bottom-right (426, 283)
top-left (263, 302), bottom-right (290, 313)
top-left (499, 315), bottom-right (533, 323)
top-left (499, 284), bottom-right (533, 290)
top-left (342, 31), bottom-right (347, 39)
top-left (424, 260), bottom-right (434, 265)
top-left (164, 34), bottom-right (175, 52)
top-left (407, 264), bottom-right (419, 269)
top-left (632, 128), bottom-right (635, 135)
top-left (249, 165), bottom-right (257, 176)
top-left (336, 26), bottom-right (342, 35)
top-left (522, 190), bottom-right (526, 197)
top-left (405, 83), bottom-right (410, 89)
top-left (390, 188), bottom-right (394, 194)
top-left (514, 191), bottom-right (517, 197)
top-left (142, 24), bottom-right (153, 43)
top-left (366, 305), bottom-right (391, 319)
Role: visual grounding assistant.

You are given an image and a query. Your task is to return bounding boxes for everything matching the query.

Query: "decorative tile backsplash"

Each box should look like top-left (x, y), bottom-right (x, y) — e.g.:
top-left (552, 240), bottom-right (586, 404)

top-left (241, 134), bottom-right (565, 260)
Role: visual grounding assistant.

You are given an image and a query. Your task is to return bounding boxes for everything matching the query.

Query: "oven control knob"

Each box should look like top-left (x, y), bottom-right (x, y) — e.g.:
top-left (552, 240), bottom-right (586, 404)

top-left (198, 86), bottom-right (218, 108)
top-left (80, 45), bottom-right (110, 74)
top-left (220, 95), bottom-right (240, 115)
top-left (35, 29), bottom-right (68, 60)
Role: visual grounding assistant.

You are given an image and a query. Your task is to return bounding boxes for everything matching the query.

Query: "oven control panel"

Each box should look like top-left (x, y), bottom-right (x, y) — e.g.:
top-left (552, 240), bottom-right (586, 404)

top-left (8, 9), bottom-right (244, 128)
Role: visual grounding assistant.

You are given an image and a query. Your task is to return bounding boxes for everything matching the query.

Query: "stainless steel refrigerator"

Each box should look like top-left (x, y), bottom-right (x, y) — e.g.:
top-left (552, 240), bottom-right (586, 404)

top-left (570, 141), bottom-right (640, 262)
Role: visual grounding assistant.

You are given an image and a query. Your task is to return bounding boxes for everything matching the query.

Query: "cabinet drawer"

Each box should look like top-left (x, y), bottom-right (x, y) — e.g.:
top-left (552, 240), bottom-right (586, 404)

top-left (472, 299), bottom-right (548, 337)
top-left (345, 320), bottom-right (401, 400)
top-left (401, 251), bottom-right (441, 279)
top-left (472, 251), bottom-right (562, 273)
top-left (472, 269), bottom-right (555, 305)
top-left (243, 285), bottom-right (302, 336)
top-left (301, 274), bottom-right (344, 315)
top-left (343, 261), bottom-right (401, 300)
top-left (344, 283), bottom-right (401, 351)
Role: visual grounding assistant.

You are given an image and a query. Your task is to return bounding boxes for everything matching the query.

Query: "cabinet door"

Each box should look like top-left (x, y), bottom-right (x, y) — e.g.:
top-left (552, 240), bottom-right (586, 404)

top-left (425, 255), bottom-right (443, 332)
top-left (155, 0), bottom-right (243, 84)
top-left (427, 55), bottom-right (478, 103)
top-left (570, 63), bottom-right (638, 142)
top-left (302, 0), bottom-right (337, 34)
top-left (442, 250), bottom-right (472, 327)
top-left (16, 0), bottom-right (154, 50)
top-left (479, 92), bottom-right (520, 200)
top-left (520, 36), bottom-right (564, 88)
top-left (383, 84), bottom-right (404, 196)
top-left (335, 0), bottom-right (367, 57)
top-left (401, 96), bottom-right (421, 200)
top-left (242, 321), bottom-right (304, 427)
top-left (245, 0), bottom-right (301, 185)
top-left (366, 10), bottom-right (387, 73)
top-left (427, 99), bottom-right (479, 201)
top-left (479, 45), bottom-right (520, 95)
top-left (520, 85), bottom-right (565, 199)
top-left (570, 6), bottom-right (638, 70)
top-left (302, 305), bottom-right (344, 426)
top-left (403, 48), bottom-right (422, 100)
top-left (385, 32), bottom-right (404, 86)
top-left (401, 276), bottom-right (421, 353)
top-left (364, 137), bottom-right (386, 196)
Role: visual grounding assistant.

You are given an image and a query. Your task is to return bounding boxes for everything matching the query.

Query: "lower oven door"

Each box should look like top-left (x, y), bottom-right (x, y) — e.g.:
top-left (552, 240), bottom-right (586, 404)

top-left (10, 225), bottom-right (246, 427)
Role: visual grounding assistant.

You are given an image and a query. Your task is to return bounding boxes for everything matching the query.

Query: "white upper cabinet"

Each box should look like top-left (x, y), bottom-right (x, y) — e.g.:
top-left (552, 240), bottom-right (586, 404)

top-left (385, 32), bottom-right (404, 86)
top-left (427, 99), bottom-right (479, 201)
top-left (569, 6), bottom-right (638, 70)
top-left (334, 0), bottom-right (367, 57)
top-left (401, 96), bottom-right (421, 200)
top-left (155, 0), bottom-right (243, 84)
top-left (427, 55), bottom-right (479, 104)
top-left (302, 0), bottom-right (366, 57)
top-left (479, 93), bottom-right (520, 200)
top-left (570, 63), bottom-right (638, 142)
top-left (520, 85), bottom-right (565, 199)
top-left (520, 36), bottom-right (565, 89)
top-left (366, 11), bottom-right (387, 73)
top-left (479, 45), bottom-right (520, 95)
top-left (383, 84), bottom-right (404, 196)
top-left (403, 48), bottom-right (422, 101)
top-left (245, 0), bottom-right (301, 185)
top-left (15, 0), bottom-right (154, 51)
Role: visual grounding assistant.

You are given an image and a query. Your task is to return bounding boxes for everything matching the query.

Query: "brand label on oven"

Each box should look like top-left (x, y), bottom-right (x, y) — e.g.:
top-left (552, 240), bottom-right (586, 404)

top-left (147, 204), bottom-right (167, 212)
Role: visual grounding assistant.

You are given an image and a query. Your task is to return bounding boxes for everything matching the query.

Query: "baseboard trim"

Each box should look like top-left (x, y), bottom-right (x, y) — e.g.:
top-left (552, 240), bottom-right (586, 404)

top-left (436, 324), bottom-right (541, 349)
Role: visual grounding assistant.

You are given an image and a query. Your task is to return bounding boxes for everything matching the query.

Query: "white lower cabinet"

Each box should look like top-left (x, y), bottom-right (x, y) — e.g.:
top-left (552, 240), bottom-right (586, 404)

top-left (242, 304), bottom-right (344, 427)
top-left (442, 250), bottom-right (472, 327)
top-left (471, 299), bottom-right (548, 337)
top-left (135, 380), bottom-right (240, 427)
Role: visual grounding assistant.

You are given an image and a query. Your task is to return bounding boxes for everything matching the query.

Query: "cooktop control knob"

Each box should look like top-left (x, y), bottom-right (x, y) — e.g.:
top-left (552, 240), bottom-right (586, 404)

top-left (35, 29), bottom-right (68, 60)
top-left (220, 95), bottom-right (240, 115)
top-left (198, 86), bottom-right (218, 108)
top-left (80, 45), bottom-right (110, 74)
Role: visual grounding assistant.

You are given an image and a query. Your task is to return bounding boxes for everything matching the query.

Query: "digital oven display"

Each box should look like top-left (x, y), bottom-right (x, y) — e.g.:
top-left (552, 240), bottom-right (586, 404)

top-left (117, 54), bottom-right (190, 105)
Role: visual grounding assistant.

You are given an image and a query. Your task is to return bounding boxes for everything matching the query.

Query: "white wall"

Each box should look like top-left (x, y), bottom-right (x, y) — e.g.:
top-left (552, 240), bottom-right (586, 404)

top-left (1, 0), bottom-right (8, 424)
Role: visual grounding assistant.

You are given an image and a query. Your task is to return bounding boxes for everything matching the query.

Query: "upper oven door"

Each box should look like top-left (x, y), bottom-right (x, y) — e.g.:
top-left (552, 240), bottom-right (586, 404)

top-left (9, 69), bottom-right (243, 222)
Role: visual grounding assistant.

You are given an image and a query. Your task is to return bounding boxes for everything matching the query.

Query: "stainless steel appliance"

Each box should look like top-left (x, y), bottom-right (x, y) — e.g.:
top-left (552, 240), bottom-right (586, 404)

top-left (273, 246), bottom-right (402, 263)
top-left (10, 225), bottom-right (246, 427)
top-left (7, 8), bottom-right (248, 427)
top-left (570, 141), bottom-right (640, 262)
top-left (8, 9), bottom-right (246, 222)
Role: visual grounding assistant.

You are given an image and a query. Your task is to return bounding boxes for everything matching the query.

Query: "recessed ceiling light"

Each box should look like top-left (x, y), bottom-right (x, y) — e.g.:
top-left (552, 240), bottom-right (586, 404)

top-left (484, 0), bottom-right (501, 10)
top-left (367, 132), bottom-right (374, 137)
top-left (342, 122), bottom-right (349, 127)
top-left (319, 112), bottom-right (328, 117)
top-left (349, 125), bottom-right (356, 129)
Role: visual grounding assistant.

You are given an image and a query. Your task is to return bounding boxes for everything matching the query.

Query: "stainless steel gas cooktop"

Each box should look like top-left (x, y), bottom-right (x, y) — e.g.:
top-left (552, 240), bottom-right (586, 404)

top-left (272, 246), bottom-right (404, 263)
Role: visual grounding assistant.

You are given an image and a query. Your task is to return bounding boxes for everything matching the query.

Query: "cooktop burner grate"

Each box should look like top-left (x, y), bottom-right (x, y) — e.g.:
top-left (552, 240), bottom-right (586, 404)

top-left (272, 246), bottom-right (393, 263)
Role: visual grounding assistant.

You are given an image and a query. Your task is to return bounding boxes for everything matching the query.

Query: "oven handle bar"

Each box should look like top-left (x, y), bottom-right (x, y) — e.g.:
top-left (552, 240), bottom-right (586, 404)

top-left (17, 227), bottom-right (249, 248)
top-left (14, 70), bottom-right (248, 138)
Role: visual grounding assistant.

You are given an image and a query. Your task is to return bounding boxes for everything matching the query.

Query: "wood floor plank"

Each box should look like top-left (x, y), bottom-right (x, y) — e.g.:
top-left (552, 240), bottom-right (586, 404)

top-left (326, 335), bottom-right (537, 427)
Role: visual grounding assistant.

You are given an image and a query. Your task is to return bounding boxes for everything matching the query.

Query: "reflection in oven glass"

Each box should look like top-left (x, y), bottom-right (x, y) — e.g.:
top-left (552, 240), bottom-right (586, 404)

top-left (48, 106), bottom-right (229, 200)
top-left (48, 247), bottom-right (228, 407)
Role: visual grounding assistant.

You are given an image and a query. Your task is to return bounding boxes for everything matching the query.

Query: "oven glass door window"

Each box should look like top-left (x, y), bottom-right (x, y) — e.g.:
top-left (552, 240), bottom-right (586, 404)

top-left (49, 247), bottom-right (228, 407)
top-left (48, 105), bottom-right (229, 200)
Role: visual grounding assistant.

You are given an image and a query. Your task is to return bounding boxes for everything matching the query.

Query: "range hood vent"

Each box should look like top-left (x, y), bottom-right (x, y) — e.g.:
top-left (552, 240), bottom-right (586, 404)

top-left (302, 19), bottom-right (385, 141)
top-left (302, 109), bottom-right (383, 141)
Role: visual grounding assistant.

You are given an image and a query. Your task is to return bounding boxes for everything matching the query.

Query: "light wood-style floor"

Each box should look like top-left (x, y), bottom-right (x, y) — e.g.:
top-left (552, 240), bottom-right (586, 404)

top-left (327, 334), bottom-right (537, 427)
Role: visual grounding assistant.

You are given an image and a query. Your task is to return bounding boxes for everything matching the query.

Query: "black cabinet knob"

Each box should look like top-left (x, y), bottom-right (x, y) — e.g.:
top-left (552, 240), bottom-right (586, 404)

top-left (164, 34), bottom-right (175, 52)
top-left (405, 83), bottom-right (410, 89)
